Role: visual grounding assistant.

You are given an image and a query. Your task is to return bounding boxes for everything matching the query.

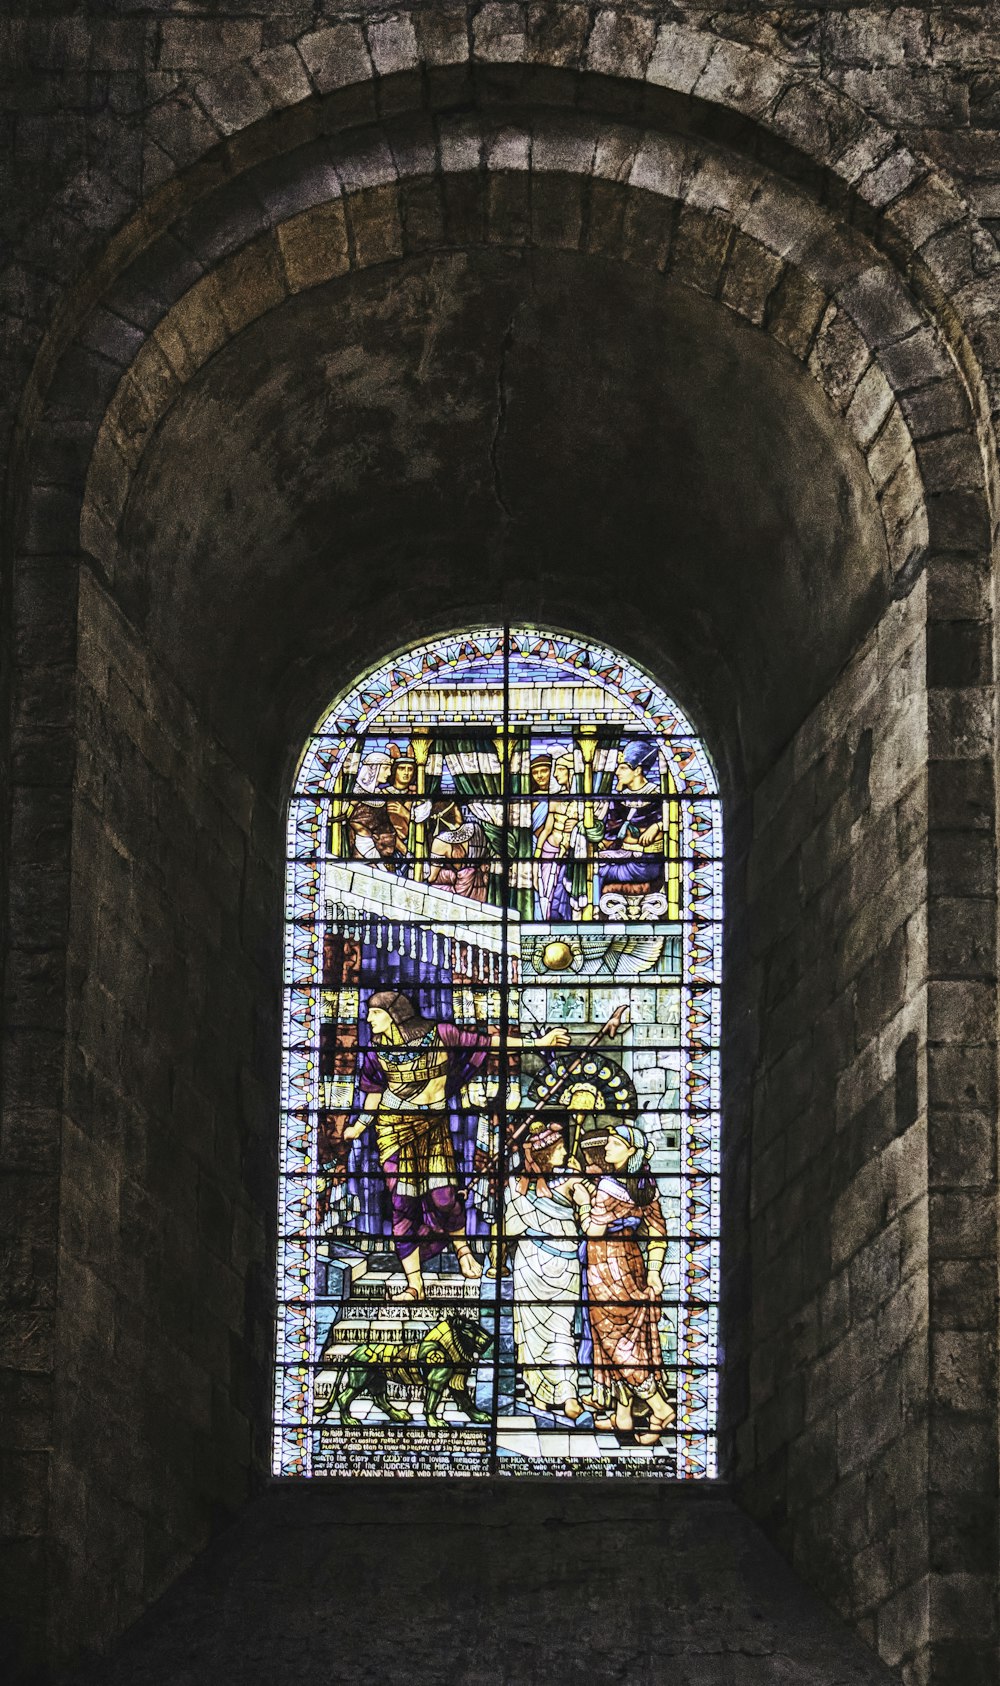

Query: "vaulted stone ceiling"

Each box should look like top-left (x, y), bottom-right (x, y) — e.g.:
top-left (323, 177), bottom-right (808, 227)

top-left (121, 248), bottom-right (887, 791)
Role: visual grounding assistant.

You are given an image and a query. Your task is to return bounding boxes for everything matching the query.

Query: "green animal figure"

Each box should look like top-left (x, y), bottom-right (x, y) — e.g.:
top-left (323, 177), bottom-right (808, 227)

top-left (319, 1311), bottom-right (493, 1430)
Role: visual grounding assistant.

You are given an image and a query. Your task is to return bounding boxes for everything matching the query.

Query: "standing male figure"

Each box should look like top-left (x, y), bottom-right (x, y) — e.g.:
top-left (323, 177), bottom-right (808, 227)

top-left (344, 990), bottom-right (569, 1299)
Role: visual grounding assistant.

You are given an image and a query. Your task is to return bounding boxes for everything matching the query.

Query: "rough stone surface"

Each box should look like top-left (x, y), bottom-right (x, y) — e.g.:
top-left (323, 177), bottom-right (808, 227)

top-left (72, 1485), bottom-right (898, 1686)
top-left (2, 7), bottom-right (1000, 1686)
top-left (49, 571), bottom-right (280, 1670)
top-left (735, 583), bottom-right (932, 1675)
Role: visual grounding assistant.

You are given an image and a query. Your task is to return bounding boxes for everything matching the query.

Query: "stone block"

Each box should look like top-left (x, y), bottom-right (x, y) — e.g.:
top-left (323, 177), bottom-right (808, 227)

top-left (787, 1414), bottom-right (838, 1503)
top-left (831, 1158), bottom-right (884, 1270)
top-left (867, 408), bottom-right (916, 494)
top-left (486, 168), bottom-right (530, 245)
top-left (837, 1361), bottom-right (904, 1475)
top-left (852, 139), bottom-right (920, 209)
top-left (928, 1111), bottom-right (996, 1192)
top-left (884, 1120), bottom-right (928, 1220)
top-left (331, 130), bottom-right (397, 195)
top-left (485, 125), bottom-right (530, 174)
top-left (252, 141), bottom-right (339, 225)
top-left (366, 14), bottom-right (420, 78)
top-left (765, 265), bottom-right (826, 360)
top-left (526, 115), bottom-right (593, 179)
top-left (823, 8), bottom-right (929, 67)
top-left (213, 234), bottom-right (287, 335)
top-left (854, 924), bottom-right (908, 1046)
top-left (928, 1188), bottom-right (997, 1258)
top-left (399, 176), bottom-right (447, 253)
top-left (928, 757), bottom-right (993, 831)
top-left (527, 4), bottom-right (589, 69)
top-left (930, 1331), bottom-right (994, 1413)
top-left (876, 1573), bottom-right (931, 1669)
top-left (194, 64), bottom-right (272, 138)
top-left (385, 111), bottom-right (437, 183)
top-left (621, 187), bottom-right (672, 270)
top-left (346, 182), bottom-right (403, 267)
top-left (846, 362), bottom-right (896, 450)
top-left (473, 4), bottom-right (527, 65)
top-left (645, 22), bottom-right (712, 94)
top-left (699, 38), bottom-right (790, 120)
top-left (834, 62), bottom-right (971, 128)
top-left (926, 558), bottom-right (991, 628)
top-left (926, 980), bottom-right (995, 1046)
top-left (720, 232), bottom-right (784, 326)
top-left (876, 1274), bottom-right (927, 1359)
top-left (808, 303), bottom-right (871, 412)
top-left (926, 894), bottom-right (995, 978)
top-left (438, 112), bottom-right (485, 176)
top-left (754, 1374), bottom-right (806, 1465)
top-left (929, 1498), bottom-right (999, 1596)
top-left (250, 44), bottom-right (313, 109)
top-left (158, 19), bottom-right (261, 72)
top-left (414, 7), bottom-right (470, 68)
top-left (879, 325), bottom-right (954, 393)
top-left (882, 461), bottom-right (929, 571)
top-left (920, 218), bottom-right (1000, 305)
top-left (627, 131), bottom-right (687, 201)
top-left (849, 1223), bottom-right (902, 1323)
top-left (668, 205), bottom-right (731, 296)
top-left (687, 148), bottom-right (760, 223)
top-left (918, 431), bottom-right (985, 498)
top-left (298, 25), bottom-right (371, 94)
top-left (145, 92), bottom-right (222, 169)
top-left (931, 1257), bottom-right (996, 1334)
top-left (927, 619), bottom-right (992, 689)
top-left (771, 79), bottom-right (867, 173)
top-left (166, 272), bottom-right (230, 370)
top-left (928, 830), bottom-right (995, 899)
top-left (592, 126), bottom-right (638, 184)
top-left (586, 10), bottom-right (655, 81)
top-left (899, 378), bottom-right (969, 441)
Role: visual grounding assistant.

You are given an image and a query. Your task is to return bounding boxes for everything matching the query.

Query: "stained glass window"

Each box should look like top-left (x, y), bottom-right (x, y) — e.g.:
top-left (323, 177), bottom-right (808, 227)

top-left (273, 628), bottom-right (720, 1479)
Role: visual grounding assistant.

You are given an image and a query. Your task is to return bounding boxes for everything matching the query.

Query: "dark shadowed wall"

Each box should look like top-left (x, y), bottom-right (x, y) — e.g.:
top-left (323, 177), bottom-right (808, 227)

top-left (2, 9), bottom-right (999, 1686)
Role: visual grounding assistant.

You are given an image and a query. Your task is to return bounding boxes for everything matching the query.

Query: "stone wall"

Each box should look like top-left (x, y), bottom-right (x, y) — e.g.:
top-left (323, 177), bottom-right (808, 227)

top-left (49, 568), bottom-right (280, 1666)
top-left (738, 581), bottom-right (930, 1672)
top-left (2, 0), bottom-right (1000, 493)
top-left (2, 7), bottom-right (1000, 1685)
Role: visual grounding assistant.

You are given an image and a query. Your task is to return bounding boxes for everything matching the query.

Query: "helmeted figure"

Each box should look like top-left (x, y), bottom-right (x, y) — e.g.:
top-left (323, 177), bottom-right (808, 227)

top-left (596, 738), bottom-right (665, 917)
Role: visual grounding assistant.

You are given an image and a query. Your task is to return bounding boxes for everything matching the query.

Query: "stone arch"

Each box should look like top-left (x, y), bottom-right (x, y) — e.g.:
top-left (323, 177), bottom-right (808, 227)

top-left (5, 18), bottom-right (1000, 1681)
top-left (9, 4), bottom-right (1000, 536)
top-left (79, 114), bottom-right (945, 598)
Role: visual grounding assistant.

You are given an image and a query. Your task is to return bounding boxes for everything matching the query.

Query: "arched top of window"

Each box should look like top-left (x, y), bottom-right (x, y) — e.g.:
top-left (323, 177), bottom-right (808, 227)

top-left (295, 626), bottom-right (717, 807)
top-left (275, 628), bottom-right (721, 1480)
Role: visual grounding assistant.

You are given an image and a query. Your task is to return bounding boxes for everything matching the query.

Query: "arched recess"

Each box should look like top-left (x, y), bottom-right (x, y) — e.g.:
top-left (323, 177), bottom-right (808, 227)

top-left (275, 626), bottom-right (722, 1479)
top-left (3, 18), bottom-right (999, 1683)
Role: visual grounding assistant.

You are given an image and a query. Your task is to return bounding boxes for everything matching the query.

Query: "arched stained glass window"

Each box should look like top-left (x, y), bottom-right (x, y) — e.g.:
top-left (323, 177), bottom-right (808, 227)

top-left (273, 628), bottom-right (721, 1479)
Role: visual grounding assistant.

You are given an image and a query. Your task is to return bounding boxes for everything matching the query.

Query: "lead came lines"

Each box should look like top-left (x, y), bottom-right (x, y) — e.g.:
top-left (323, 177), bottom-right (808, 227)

top-left (272, 628), bottom-right (721, 1479)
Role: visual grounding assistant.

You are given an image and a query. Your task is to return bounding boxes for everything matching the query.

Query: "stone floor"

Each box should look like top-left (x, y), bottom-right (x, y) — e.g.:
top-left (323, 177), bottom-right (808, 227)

top-left (75, 1483), bottom-right (898, 1685)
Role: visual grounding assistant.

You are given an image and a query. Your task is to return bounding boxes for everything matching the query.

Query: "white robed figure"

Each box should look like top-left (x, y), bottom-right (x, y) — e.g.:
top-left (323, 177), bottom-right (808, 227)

top-left (505, 1122), bottom-right (590, 1420)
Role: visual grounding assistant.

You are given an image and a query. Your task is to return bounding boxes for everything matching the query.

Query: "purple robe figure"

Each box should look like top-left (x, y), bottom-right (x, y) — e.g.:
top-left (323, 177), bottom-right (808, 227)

top-left (350, 991), bottom-right (493, 1290)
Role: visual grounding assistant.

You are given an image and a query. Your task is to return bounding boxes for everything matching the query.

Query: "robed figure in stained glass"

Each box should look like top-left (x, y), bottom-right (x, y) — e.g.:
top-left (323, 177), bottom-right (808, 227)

top-left (345, 991), bottom-right (569, 1300)
top-left (275, 626), bottom-right (721, 1482)
top-left (505, 1122), bottom-right (590, 1419)
top-left (580, 1121), bottom-right (675, 1444)
top-left (595, 738), bottom-right (666, 918)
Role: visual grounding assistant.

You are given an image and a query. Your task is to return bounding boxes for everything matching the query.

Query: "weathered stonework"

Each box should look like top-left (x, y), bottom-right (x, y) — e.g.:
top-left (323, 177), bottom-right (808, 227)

top-left (2, 7), bottom-right (999, 1685)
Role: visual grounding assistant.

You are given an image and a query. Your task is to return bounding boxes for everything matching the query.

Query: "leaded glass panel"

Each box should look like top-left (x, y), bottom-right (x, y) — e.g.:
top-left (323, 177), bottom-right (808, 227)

top-left (273, 629), bottom-right (721, 1478)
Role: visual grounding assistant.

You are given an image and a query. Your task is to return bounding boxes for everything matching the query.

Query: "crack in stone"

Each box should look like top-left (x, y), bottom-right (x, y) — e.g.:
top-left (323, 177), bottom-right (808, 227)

top-left (490, 315), bottom-right (515, 525)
